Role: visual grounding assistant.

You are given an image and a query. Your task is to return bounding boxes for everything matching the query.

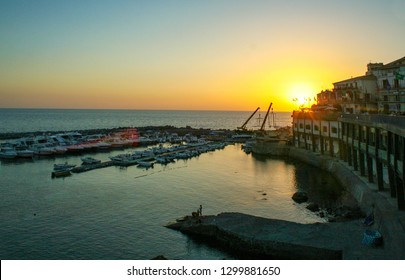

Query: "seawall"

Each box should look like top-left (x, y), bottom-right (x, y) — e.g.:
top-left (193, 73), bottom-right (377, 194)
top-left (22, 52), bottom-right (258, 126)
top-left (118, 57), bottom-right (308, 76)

top-left (285, 147), bottom-right (405, 259)
top-left (166, 144), bottom-right (405, 259)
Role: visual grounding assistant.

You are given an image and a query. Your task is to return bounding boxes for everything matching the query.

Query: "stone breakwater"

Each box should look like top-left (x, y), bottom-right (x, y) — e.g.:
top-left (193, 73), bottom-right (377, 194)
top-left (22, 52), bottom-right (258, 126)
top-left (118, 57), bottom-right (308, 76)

top-left (0, 125), bottom-right (228, 140)
top-left (166, 212), bottom-right (395, 259)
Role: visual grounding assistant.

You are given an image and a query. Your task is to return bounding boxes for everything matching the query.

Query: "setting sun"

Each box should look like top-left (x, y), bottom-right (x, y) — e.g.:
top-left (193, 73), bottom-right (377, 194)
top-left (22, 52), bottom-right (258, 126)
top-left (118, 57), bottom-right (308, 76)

top-left (288, 83), bottom-right (317, 108)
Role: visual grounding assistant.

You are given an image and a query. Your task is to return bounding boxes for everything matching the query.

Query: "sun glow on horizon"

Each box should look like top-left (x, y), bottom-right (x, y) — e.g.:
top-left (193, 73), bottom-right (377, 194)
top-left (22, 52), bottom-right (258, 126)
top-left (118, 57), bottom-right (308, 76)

top-left (0, 1), bottom-right (403, 111)
top-left (288, 83), bottom-right (318, 108)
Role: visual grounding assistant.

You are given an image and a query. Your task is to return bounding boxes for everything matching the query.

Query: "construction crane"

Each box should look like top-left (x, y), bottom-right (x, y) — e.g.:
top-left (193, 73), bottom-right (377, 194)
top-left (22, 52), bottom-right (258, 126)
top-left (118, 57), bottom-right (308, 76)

top-left (237, 107), bottom-right (260, 130)
top-left (259, 102), bottom-right (273, 131)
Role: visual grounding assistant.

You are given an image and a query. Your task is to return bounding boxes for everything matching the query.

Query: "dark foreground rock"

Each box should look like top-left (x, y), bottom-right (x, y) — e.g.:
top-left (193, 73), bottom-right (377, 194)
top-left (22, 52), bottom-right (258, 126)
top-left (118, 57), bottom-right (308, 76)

top-left (292, 191), bottom-right (308, 203)
top-left (166, 212), bottom-right (394, 260)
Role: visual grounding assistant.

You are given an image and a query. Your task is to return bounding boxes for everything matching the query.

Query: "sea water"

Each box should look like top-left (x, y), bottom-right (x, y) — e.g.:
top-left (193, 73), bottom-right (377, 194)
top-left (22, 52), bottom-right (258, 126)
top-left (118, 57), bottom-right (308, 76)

top-left (0, 109), bottom-right (345, 259)
top-left (0, 108), bottom-right (292, 133)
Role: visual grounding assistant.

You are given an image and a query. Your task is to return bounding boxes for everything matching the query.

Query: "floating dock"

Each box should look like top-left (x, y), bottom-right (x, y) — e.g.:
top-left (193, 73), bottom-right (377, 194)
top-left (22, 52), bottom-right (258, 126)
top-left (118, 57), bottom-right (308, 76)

top-left (71, 161), bottom-right (114, 173)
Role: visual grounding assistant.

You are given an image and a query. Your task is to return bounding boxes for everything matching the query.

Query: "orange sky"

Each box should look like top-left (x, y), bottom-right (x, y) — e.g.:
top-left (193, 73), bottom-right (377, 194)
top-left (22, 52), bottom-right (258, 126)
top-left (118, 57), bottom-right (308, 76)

top-left (1, 1), bottom-right (404, 111)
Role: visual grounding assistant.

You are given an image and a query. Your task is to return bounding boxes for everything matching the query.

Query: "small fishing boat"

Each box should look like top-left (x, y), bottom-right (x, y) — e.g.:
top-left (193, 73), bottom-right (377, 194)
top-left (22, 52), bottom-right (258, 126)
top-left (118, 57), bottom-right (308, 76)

top-left (81, 157), bottom-right (101, 165)
top-left (15, 148), bottom-right (35, 158)
top-left (51, 169), bottom-right (72, 178)
top-left (52, 162), bottom-right (75, 178)
top-left (53, 162), bottom-right (76, 171)
top-left (0, 147), bottom-right (18, 159)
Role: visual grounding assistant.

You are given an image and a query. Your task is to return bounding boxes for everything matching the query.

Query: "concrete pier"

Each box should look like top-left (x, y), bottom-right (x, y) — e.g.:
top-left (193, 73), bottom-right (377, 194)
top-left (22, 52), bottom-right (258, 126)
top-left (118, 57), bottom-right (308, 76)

top-left (166, 212), bottom-right (399, 259)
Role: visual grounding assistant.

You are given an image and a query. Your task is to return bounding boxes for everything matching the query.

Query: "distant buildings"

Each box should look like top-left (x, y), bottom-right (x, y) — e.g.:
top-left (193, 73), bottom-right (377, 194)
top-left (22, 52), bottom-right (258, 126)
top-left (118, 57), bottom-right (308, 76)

top-left (316, 56), bottom-right (405, 115)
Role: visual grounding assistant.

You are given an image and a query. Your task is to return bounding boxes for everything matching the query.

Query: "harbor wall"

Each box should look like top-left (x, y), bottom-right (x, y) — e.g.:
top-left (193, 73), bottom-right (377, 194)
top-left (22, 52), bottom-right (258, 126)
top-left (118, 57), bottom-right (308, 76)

top-left (286, 147), bottom-right (405, 258)
top-left (286, 147), bottom-right (375, 212)
top-left (253, 144), bottom-right (379, 212)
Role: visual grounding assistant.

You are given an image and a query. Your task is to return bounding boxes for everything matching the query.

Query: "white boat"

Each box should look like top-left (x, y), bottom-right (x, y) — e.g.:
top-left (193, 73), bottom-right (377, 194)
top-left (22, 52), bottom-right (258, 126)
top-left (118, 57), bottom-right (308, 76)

top-left (53, 162), bottom-right (76, 171)
top-left (15, 148), bottom-right (34, 158)
top-left (95, 141), bottom-right (112, 151)
top-left (109, 154), bottom-right (138, 166)
top-left (52, 146), bottom-right (68, 154)
top-left (51, 169), bottom-right (72, 178)
top-left (81, 157), bottom-right (101, 165)
top-left (0, 147), bottom-right (18, 159)
top-left (66, 144), bottom-right (85, 153)
top-left (32, 144), bottom-right (55, 156)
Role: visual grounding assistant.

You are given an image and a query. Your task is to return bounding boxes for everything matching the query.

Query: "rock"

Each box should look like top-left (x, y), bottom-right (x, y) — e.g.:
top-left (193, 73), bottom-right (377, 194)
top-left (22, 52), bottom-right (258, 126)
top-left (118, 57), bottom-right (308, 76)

top-left (292, 191), bottom-right (308, 203)
top-left (327, 217), bottom-right (336, 223)
top-left (306, 203), bottom-right (319, 212)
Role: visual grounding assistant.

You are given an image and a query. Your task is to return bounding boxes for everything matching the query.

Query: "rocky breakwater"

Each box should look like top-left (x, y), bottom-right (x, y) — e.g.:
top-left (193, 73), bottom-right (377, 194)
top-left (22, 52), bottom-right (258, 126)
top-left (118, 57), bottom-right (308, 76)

top-left (165, 212), bottom-right (382, 259)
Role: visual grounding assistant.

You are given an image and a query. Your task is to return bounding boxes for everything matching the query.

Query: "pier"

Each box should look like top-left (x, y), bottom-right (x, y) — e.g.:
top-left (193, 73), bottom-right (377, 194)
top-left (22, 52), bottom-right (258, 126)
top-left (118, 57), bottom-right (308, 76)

top-left (166, 212), bottom-right (401, 259)
top-left (71, 161), bottom-right (115, 173)
top-left (67, 142), bottom-right (228, 174)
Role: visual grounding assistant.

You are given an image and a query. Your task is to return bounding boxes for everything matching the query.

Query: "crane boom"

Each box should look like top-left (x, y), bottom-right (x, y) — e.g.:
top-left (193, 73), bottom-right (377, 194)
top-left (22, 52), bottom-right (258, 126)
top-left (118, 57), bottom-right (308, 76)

top-left (238, 107), bottom-right (260, 130)
top-left (260, 102), bottom-right (273, 131)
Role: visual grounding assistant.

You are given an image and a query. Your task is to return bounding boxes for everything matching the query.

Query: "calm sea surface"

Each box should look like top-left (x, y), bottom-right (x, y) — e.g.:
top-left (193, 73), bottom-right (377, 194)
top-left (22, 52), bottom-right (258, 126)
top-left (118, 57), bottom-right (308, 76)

top-left (0, 109), bottom-right (345, 259)
top-left (0, 109), bottom-right (292, 133)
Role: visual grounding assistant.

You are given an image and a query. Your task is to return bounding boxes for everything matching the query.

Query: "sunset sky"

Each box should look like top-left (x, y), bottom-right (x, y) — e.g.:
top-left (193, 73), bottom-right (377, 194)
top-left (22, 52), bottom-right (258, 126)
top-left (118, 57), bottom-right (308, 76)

top-left (1, 0), bottom-right (404, 111)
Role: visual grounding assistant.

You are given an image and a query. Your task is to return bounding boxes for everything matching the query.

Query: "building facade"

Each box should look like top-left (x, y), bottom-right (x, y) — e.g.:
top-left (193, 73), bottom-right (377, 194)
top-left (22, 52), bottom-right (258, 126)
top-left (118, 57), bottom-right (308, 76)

top-left (316, 56), bottom-right (405, 115)
top-left (293, 56), bottom-right (405, 210)
top-left (368, 57), bottom-right (405, 114)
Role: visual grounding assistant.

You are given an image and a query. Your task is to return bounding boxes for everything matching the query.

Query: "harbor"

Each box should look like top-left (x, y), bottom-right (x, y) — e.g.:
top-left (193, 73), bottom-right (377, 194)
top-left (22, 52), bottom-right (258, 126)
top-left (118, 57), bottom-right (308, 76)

top-left (2, 102), bottom-right (405, 259)
top-left (0, 126), bottom-right (242, 178)
top-left (1, 139), bottom-right (341, 260)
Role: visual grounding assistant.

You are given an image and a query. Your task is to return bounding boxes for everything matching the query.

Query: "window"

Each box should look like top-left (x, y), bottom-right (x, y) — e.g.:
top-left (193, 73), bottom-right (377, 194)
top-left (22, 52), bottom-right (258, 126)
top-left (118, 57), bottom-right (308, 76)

top-left (299, 124), bottom-right (303, 129)
top-left (394, 79), bottom-right (399, 89)
top-left (331, 127), bottom-right (338, 134)
top-left (305, 124), bottom-right (311, 130)
top-left (383, 79), bottom-right (390, 89)
top-left (323, 126), bottom-right (328, 133)
top-left (314, 125), bottom-right (319, 131)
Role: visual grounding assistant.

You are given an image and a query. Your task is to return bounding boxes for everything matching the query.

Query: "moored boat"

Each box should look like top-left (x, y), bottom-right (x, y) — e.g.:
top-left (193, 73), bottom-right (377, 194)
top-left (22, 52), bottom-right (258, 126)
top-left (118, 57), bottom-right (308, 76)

top-left (53, 162), bottom-right (76, 171)
top-left (15, 148), bottom-right (34, 158)
top-left (51, 169), bottom-right (72, 178)
top-left (81, 157), bottom-right (101, 165)
top-left (52, 162), bottom-right (76, 178)
top-left (0, 147), bottom-right (18, 159)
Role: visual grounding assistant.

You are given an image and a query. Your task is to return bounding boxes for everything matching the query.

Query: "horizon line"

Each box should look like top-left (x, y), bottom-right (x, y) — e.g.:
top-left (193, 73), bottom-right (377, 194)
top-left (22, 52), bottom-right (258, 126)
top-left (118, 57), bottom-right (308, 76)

top-left (0, 107), bottom-right (293, 113)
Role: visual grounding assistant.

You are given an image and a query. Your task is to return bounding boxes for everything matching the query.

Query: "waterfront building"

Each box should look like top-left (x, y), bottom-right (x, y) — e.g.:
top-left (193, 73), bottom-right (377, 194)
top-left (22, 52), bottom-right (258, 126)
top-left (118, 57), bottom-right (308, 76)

top-left (367, 56), bottom-right (405, 114)
top-left (333, 75), bottom-right (378, 114)
top-left (292, 110), bottom-right (341, 157)
top-left (293, 56), bottom-right (405, 210)
top-left (316, 56), bottom-right (405, 115)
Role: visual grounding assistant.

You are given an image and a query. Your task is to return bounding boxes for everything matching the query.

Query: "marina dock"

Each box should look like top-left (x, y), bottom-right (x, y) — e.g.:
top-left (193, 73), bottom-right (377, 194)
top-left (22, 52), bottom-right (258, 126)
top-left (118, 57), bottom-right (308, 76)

top-left (71, 161), bottom-right (115, 173)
